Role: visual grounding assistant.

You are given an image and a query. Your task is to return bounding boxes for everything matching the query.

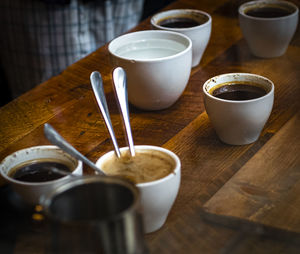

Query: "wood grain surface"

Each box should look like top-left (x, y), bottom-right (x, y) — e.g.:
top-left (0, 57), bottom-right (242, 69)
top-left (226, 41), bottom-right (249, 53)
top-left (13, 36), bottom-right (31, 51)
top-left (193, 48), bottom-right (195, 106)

top-left (203, 113), bottom-right (300, 233)
top-left (0, 0), bottom-right (299, 253)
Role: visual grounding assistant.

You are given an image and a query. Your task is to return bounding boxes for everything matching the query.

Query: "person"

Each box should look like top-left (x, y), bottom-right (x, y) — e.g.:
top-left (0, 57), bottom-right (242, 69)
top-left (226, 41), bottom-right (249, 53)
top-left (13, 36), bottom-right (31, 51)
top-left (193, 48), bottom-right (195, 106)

top-left (0, 0), bottom-right (145, 103)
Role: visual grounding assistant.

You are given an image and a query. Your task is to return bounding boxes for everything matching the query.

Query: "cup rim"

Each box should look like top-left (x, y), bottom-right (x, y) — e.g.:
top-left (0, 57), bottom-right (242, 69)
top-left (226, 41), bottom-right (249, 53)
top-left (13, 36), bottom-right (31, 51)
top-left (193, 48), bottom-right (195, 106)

top-left (203, 73), bottom-right (275, 103)
top-left (96, 145), bottom-right (181, 187)
top-left (238, 0), bottom-right (299, 20)
top-left (151, 9), bottom-right (212, 31)
top-left (108, 30), bottom-right (192, 63)
top-left (0, 145), bottom-right (82, 186)
top-left (41, 175), bottom-right (140, 224)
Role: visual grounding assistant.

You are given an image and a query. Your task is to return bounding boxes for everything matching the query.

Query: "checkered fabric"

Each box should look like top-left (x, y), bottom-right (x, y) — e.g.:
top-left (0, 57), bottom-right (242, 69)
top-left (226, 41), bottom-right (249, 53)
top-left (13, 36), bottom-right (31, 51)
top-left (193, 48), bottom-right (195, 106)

top-left (0, 0), bottom-right (144, 98)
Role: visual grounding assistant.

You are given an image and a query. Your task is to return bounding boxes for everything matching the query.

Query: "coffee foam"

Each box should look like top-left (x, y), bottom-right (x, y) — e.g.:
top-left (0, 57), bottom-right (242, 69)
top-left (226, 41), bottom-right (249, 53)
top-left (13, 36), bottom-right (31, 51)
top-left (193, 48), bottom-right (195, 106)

top-left (101, 149), bottom-right (175, 184)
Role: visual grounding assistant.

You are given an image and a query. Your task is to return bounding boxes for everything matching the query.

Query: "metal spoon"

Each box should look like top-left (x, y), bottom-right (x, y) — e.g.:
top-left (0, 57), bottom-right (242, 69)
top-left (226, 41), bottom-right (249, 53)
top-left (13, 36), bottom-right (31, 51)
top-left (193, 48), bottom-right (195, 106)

top-left (44, 123), bottom-right (105, 175)
top-left (113, 67), bottom-right (135, 157)
top-left (90, 71), bottom-right (121, 158)
top-left (49, 167), bottom-right (76, 177)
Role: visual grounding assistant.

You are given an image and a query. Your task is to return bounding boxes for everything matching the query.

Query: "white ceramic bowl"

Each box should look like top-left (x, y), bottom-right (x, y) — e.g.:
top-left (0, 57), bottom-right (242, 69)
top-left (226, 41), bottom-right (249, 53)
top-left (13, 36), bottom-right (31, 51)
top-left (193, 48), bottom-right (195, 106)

top-left (96, 145), bottom-right (181, 233)
top-left (151, 9), bottom-right (212, 67)
top-left (239, 0), bottom-right (298, 58)
top-left (0, 145), bottom-right (83, 205)
top-left (108, 30), bottom-right (192, 110)
top-left (203, 73), bottom-right (274, 145)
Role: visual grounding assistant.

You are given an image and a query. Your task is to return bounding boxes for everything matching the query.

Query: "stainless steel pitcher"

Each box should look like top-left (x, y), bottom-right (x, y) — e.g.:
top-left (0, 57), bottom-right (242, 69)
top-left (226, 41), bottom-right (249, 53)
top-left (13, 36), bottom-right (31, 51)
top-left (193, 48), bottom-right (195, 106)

top-left (41, 175), bottom-right (147, 254)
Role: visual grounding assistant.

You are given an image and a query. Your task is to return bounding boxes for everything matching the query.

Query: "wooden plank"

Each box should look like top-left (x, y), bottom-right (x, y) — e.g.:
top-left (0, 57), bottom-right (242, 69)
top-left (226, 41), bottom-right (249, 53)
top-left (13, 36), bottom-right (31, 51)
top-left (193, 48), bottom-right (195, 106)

top-left (203, 113), bottom-right (300, 233)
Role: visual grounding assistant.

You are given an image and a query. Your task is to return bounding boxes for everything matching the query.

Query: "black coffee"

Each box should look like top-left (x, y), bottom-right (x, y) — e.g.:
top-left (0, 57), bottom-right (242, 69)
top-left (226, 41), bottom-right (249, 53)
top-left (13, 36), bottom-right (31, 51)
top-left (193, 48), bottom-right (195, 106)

top-left (245, 6), bottom-right (293, 18)
top-left (158, 17), bottom-right (202, 28)
top-left (211, 83), bottom-right (267, 100)
top-left (9, 160), bottom-right (72, 182)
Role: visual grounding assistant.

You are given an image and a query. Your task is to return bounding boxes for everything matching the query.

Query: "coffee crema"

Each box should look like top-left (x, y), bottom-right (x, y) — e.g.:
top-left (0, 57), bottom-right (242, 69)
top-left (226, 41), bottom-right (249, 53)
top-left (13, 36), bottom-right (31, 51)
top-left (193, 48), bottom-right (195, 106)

top-left (245, 6), bottom-right (294, 18)
top-left (101, 150), bottom-right (175, 184)
top-left (9, 159), bottom-right (73, 183)
top-left (210, 82), bottom-right (267, 101)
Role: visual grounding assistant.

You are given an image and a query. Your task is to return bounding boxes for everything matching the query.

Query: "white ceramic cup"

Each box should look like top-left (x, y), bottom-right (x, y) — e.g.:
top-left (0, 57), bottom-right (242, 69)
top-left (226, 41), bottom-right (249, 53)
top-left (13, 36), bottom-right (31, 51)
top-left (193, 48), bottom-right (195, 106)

top-left (0, 145), bottom-right (83, 205)
top-left (151, 9), bottom-right (212, 67)
top-left (203, 73), bottom-right (274, 145)
top-left (96, 145), bottom-right (181, 234)
top-left (239, 0), bottom-right (299, 58)
top-left (108, 30), bottom-right (192, 110)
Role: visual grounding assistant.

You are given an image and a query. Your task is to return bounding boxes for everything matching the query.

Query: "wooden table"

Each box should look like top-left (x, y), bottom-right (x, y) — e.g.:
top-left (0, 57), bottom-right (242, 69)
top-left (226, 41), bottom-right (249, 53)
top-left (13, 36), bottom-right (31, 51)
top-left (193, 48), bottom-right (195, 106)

top-left (0, 0), bottom-right (299, 253)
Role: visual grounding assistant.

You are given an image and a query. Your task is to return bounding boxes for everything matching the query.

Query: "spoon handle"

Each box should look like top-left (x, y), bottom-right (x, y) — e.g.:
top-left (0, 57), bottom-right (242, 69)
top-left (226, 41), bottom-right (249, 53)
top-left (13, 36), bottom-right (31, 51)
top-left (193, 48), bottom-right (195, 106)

top-left (90, 71), bottom-right (121, 158)
top-left (113, 67), bottom-right (135, 157)
top-left (44, 123), bottom-right (105, 175)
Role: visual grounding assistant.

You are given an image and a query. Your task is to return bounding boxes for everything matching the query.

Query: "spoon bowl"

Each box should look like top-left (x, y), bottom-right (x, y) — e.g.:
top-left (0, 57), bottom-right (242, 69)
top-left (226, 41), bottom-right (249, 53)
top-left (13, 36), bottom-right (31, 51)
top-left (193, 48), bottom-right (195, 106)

top-left (112, 67), bottom-right (135, 157)
top-left (90, 71), bottom-right (121, 158)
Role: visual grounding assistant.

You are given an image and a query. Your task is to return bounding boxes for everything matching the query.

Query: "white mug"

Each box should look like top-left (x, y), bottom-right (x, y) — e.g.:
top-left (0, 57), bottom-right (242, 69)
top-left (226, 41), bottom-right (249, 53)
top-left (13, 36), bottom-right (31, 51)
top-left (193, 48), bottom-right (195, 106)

top-left (203, 73), bottom-right (274, 145)
top-left (108, 30), bottom-right (192, 110)
top-left (239, 0), bottom-right (299, 58)
top-left (96, 145), bottom-right (181, 233)
top-left (0, 145), bottom-right (83, 205)
top-left (151, 9), bottom-right (212, 67)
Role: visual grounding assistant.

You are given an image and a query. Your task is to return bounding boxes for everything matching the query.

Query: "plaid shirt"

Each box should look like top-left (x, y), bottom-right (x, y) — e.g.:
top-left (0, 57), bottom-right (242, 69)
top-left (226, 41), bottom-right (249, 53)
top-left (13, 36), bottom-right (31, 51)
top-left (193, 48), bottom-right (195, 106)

top-left (0, 0), bottom-right (144, 98)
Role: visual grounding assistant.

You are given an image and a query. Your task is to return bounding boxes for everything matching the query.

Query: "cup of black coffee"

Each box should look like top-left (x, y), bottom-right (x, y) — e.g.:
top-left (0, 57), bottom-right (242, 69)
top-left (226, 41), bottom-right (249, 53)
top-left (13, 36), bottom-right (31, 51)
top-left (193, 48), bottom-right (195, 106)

top-left (151, 9), bottom-right (212, 67)
top-left (239, 0), bottom-right (298, 58)
top-left (0, 145), bottom-right (82, 204)
top-left (203, 73), bottom-right (274, 145)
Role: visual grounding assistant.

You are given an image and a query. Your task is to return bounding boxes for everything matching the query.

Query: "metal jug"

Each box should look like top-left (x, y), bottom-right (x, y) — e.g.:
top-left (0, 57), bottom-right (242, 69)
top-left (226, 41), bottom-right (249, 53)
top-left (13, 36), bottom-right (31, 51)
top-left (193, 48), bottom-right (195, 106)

top-left (41, 175), bottom-right (148, 254)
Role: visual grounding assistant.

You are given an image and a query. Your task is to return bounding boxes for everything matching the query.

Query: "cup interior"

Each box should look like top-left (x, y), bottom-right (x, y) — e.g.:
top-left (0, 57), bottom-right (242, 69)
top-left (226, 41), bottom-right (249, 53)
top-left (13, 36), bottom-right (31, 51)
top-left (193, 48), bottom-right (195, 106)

top-left (151, 9), bottom-right (211, 30)
top-left (239, 0), bottom-right (298, 19)
top-left (42, 176), bottom-right (139, 222)
top-left (203, 73), bottom-right (274, 101)
top-left (108, 30), bottom-right (191, 61)
top-left (96, 146), bottom-right (180, 186)
top-left (0, 146), bottom-right (80, 185)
